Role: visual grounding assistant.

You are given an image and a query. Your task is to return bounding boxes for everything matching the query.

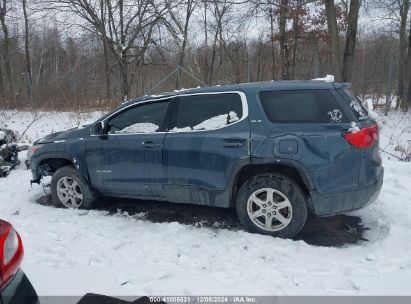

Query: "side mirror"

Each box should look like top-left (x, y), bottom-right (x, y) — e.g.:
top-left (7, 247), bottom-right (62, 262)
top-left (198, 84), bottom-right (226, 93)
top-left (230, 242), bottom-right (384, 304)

top-left (91, 121), bottom-right (106, 135)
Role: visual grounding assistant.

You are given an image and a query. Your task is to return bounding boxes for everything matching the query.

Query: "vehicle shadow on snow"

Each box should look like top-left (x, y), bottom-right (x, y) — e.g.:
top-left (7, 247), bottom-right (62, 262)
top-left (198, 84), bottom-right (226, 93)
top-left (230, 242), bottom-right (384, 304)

top-left (36, 194), bottom-right (369, 247)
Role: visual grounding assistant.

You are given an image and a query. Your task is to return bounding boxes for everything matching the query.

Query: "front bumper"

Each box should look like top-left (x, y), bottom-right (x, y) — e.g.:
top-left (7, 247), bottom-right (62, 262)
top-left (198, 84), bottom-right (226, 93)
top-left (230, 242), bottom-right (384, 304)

top-left (310, 167), bottom-right (384, 216)
top-left (0, 269), bottom-right (39, 304)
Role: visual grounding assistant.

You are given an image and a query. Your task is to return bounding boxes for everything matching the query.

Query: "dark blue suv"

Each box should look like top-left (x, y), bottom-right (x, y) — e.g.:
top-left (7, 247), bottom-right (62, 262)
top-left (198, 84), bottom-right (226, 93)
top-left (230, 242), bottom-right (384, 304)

top-left (28, 81), bottom-right (383, 238)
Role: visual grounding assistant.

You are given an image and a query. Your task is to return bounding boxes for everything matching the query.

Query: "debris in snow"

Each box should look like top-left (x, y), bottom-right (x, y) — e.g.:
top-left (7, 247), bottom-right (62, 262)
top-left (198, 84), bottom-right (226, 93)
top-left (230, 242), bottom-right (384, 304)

top-left (312, 75), bottom-right (335, 82)
top-left (0, 129), bottom-right (21, 177)
top-left (348, 122), bottom-right (360, 133)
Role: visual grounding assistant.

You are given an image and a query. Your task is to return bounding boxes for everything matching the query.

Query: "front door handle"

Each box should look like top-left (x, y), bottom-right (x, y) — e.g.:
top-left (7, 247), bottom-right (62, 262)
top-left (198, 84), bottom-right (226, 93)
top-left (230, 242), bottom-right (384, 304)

top-left (142, 141), bottom-right (160, 148)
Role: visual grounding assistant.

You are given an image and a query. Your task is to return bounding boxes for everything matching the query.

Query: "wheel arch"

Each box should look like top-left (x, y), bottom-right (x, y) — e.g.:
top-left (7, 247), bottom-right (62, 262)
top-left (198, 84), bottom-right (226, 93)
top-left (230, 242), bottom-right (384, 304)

top-left (230, 160), bottom-right (315, 209)
top-left (36, 156), bottom-right (75, 177)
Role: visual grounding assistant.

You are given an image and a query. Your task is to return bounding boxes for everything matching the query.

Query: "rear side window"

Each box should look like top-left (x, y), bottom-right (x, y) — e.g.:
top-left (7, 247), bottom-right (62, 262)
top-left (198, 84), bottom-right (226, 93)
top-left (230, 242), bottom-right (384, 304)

top-left (173, 93), bottom-right (243, 131)
top-left (259, 90), bottom-right (348, 123)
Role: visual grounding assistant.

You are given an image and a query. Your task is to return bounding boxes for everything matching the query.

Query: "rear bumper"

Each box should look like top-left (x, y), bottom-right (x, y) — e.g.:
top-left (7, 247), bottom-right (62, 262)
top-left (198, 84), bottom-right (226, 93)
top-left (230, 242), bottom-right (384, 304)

top-left (310, 167), bottom-right (384, 216)
top-left (0, 269), bottom-right (39, 304)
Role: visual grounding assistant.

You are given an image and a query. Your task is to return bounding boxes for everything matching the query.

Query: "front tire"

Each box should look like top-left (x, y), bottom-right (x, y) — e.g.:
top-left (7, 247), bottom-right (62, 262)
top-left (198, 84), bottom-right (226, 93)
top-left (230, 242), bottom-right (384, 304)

top-left (51, 166), bottom-right (95, 209)
top-left (236, 174), bottom-right (307, 238)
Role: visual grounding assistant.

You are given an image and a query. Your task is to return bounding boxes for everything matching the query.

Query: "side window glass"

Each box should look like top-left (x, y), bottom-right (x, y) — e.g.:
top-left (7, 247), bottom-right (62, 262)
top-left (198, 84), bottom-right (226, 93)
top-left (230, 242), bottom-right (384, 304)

top-left (259, 90), bottom-right (348, 123)
top-left (107, 101), bottom-right (170, 134)
top-left (173, 93), bottom-right (243, 132)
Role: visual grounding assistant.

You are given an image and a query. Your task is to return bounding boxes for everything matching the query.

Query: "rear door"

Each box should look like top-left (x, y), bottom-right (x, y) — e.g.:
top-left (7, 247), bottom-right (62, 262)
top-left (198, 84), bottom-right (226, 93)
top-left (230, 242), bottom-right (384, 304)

top-left (85, 98), bottom-right (173, 198)
top-left (162, 92), bottom-right (250, 207)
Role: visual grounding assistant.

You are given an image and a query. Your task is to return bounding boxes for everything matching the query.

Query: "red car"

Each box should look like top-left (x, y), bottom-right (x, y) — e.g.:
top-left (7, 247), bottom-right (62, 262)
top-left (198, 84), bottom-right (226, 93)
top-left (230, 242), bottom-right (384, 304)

top-left (0, 219), bottom-right (38, 304)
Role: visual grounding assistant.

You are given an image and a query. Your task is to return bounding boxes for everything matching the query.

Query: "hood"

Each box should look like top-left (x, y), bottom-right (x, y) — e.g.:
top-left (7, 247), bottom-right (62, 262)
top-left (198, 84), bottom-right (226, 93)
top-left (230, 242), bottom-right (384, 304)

top-left (34, 125), bottom-right (91, 145)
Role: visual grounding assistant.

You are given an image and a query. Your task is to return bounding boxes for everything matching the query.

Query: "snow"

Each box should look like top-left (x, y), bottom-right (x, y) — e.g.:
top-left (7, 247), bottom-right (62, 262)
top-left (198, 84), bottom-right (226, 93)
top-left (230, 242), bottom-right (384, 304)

top-left (0, 130), bottom-right (5, 141)
top-left (171, 112), bottom-right (240, 132)
top-left (193, 114), bottom-right (229, 131)
top-left (0, 110), bottom-right (411, 298)
top-left (312, 75), bottom-right (335, 82)
top-left (117, 123), bottom-right (159, 134)
top-left (348, 122), bottom-right (360, 133)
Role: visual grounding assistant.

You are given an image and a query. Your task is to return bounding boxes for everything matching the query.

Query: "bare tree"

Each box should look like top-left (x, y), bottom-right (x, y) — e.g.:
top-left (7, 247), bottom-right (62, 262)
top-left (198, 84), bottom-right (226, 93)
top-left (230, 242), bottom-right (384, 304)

top-left (48, 0), bottom-right (170, 101)
top-left (165, 0), bottom-right (198, 68)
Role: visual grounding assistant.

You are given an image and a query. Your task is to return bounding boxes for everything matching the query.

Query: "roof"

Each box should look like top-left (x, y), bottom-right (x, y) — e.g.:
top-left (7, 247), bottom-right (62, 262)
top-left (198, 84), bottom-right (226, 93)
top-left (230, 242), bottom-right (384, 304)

top-left (123, 80), bottom-right (349, 107)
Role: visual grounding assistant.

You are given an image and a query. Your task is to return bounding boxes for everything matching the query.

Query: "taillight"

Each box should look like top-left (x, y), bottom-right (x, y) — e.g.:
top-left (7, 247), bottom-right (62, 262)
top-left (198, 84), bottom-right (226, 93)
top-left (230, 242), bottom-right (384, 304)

top-left (0, 220), bottom-right (24, 290)
top-left (343, 124), bottom-right (379, 149)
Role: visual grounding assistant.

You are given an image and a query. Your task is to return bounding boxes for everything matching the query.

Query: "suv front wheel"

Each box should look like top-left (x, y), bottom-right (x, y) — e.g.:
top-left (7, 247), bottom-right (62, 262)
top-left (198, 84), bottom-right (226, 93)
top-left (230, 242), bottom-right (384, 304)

top-left (51, 166), bottom-right (96, 209)
top-left (236, 174), bottom-right (307, 238)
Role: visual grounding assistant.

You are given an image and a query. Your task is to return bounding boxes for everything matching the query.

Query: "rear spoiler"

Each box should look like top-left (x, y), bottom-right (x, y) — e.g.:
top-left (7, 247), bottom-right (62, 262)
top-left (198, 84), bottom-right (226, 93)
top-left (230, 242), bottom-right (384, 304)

top-left (333, 82), bottom-right (351, 89)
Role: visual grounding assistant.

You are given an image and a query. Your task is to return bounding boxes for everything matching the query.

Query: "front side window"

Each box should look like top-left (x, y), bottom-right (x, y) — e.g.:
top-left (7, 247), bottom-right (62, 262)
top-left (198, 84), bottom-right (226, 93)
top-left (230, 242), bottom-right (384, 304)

top-left (107, 100), bottom-right (170, 134)
top-left (259, 90), bottom-right (348, 123)
top-left (172, 93), bottom-right (243, 132)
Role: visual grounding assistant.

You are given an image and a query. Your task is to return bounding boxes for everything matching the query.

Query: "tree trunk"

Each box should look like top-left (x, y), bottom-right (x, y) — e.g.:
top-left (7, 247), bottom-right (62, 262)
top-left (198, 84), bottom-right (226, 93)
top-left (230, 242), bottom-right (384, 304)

top-left (397, 0), bottom-right (410, 110)
top-left (290, 0), bottom-right (301, 80)
top-left (178, 0), bottom-right (194, 68)
top-left (203, 1), bottom-right (209, 84)
top-left (100, 0), bottom-right (111, 101)
top-left (279, 0), bottom-right (289, 80)
top-left (0, 58), bottom-right (4, 106)
top-left (324, 0), bottom-right (342, 81)
top-left (342, 0), bottom-right (361, 83)
top-left (22, 0), bottom-right (33, 109)
top-left (405, 19), bottom-right (411, 111)
top-left (120, 55), bottom-right (129, 101)
top-left (0, 1), bottom-right (14, 100)
top-left (269, 6), bottom-right (276, 80)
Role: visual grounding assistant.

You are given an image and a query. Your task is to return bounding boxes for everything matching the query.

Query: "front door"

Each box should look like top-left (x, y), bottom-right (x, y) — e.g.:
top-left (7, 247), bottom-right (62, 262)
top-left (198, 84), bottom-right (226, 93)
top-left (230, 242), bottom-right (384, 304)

top-left (85, 98), bottom-right (173, 198)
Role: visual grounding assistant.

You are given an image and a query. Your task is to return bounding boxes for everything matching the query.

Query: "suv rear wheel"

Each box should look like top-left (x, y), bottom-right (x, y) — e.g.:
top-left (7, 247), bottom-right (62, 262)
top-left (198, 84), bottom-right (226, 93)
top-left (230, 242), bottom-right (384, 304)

top-left (236, 174), bottom-right (307, 238)
top-left (51, 166), bottom-right (96, 209)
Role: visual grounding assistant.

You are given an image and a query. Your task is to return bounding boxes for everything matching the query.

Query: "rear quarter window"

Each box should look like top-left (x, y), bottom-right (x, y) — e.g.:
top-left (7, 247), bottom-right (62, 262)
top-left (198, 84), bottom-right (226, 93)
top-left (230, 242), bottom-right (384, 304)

top-left (259, 90), bottom-right (348, 123)
top-left (339, 88), bottom-right (369, 121)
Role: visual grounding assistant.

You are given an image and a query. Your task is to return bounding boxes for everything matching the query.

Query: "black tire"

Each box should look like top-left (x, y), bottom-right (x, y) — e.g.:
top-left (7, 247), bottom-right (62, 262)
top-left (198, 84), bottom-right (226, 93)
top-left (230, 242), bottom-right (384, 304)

top-left (51, 166), bottom-right (96, 209)
top-left (236, 174), bottom-right (307, 238)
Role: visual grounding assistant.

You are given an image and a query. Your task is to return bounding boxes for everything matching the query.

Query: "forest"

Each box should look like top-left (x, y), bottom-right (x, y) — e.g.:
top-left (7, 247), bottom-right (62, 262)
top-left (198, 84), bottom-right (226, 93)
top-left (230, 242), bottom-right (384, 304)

top-left (0, 0), bottom-right (410, 111)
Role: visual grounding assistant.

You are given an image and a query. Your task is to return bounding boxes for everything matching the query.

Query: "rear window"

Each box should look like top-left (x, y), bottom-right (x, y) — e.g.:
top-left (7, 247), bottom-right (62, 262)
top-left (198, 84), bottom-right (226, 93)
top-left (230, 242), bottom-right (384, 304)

top-left (339, 88), bottom-right (369, 121)
top-left (259, 90), bottom-right (348, 123)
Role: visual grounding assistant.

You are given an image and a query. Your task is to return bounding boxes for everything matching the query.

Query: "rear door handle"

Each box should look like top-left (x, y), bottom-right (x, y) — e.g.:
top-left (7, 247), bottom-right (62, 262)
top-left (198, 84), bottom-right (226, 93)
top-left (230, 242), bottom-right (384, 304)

top-left (223, 141), bottom-right (244, 148)
top-left (142, 141), bottom-right (160, 148)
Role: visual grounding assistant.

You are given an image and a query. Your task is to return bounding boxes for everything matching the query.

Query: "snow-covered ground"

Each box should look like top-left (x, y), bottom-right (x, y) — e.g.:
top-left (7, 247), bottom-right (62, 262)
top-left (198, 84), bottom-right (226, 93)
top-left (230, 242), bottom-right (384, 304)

top-left (0, 110), bottom-right (411, 298)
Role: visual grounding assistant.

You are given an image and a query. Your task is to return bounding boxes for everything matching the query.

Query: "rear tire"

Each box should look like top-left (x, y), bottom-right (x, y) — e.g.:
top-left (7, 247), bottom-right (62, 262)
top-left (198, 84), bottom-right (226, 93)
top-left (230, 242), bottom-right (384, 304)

top-left (51, 166), bottom-right (96, 210)
top-left (235, 174), bottom-right (307, 238)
